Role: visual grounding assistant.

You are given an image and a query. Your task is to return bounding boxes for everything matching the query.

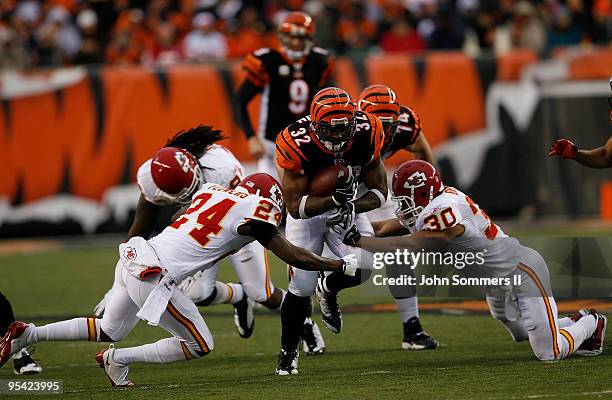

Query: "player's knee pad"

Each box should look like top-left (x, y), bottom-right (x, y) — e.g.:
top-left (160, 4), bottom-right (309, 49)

top-left (241, 282), bottom-right (269, 304)
top-left (486, 295), bottom-right (507, 321)
top-left (99, 324), bottom-right (127, 342)
top-left (533, 347), bottom-right (558, 362)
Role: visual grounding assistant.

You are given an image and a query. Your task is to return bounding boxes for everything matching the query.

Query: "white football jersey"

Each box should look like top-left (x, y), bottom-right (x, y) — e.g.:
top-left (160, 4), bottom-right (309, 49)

top-left (148, 183), bottom-right (282, 282)
top-left (415, 187), bottom-right (525, 274)
top-left (137, 145), bottom-right (245, 205)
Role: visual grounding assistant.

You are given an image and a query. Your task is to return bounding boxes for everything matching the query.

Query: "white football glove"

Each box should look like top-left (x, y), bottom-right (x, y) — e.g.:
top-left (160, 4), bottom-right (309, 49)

top-left (341, 254), bottom-right (359, 276)
top-left (93, 289), bottom-right (111, 318)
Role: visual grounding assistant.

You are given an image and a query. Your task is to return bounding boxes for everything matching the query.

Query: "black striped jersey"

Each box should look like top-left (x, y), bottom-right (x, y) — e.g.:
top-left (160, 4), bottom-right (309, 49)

top-left (381, 105), bottom-right (422, 160)
top-left (241, 47), bottom-right (333, 142)
top-left (275, 111), bottom-right (384, 178)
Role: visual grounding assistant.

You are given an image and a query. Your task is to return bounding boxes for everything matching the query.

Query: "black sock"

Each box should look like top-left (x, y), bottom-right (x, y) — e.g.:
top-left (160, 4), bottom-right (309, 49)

top-left (403, 316), bottom-right (423, 336)
top-left (281, 292), bottom-right (310, 352)
top-left (323, 269), bottom-right (372, 294)
top-left (0, 291), bottom-right (16, 337)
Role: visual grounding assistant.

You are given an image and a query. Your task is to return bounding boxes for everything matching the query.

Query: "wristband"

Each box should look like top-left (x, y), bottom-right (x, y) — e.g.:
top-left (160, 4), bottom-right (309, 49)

top-left (298, 196), bottom-right (310, 219)
top-left (368, 188), bottom-right (387, 207)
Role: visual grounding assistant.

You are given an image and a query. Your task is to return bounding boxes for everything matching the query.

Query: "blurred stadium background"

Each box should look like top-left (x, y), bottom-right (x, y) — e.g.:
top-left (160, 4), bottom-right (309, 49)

top-left (0, 1), bottom-right (611, 397)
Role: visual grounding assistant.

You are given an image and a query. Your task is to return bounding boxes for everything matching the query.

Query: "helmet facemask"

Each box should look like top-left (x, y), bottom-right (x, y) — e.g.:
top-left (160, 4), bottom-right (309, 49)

top-left (280, 32), bottom-right (313, 61)
top-left (393, 195), bottom-right (422, 229)
top-left (313, 116), bottom-right (356, 153)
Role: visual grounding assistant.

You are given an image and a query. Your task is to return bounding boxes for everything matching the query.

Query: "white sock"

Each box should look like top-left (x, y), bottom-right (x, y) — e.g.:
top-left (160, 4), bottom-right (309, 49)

top-left (562, 314), bottom-right (597, 348)
top-left (34, 317), bottom-right (100, 342)
top-left (209, 282), bottom-right (244, 305)
top-left (113, 337), bottom-right (187, 364)
top-left (396, 297), bottom-right (419, 323)
top-left (558, 317), bottom-right (574, 328)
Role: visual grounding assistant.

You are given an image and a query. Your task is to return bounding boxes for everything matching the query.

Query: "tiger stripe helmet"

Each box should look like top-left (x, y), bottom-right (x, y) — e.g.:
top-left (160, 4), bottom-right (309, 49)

top-left (310, 87), bottom-right (356, 153)
top-left (357, 85), bottom-right (401, 136)
top-left (278, 11), bottom-right (314, 61)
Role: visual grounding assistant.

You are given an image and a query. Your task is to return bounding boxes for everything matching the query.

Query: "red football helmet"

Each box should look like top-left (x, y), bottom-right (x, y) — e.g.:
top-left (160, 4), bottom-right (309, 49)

top-left (238, 173), bottom-right (284, 209)
top-left (310, 87), bottom-right (357, 153)
top-left (392, 160), bottom-right (444, 228)
top-left (151, 147), bottom-right (204, 204)
top-left (278, 11), bottom-right (314, 61)
top-left (357, 84), bottom-right (401, 137)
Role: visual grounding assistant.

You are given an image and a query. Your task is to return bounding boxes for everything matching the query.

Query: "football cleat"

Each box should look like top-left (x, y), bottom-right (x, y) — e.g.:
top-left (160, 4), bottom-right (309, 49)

top-left (402, 317), bottom-right (439, 350)
top-left (302, 318), bottom-right (326, 356)
top-left (0, 322), bottom-right (32, 368)
top-left (13, 347), bottom-right (42, 375)
top-left (576, 310), bottom-right (607, 356)
top-left (315, 280), bottom-right (343, 334)
top-left (568, 308), bottom-right (590, 323)
top-left (96, 344), bottom-right (134, 387)
top-left (233, 295), bottom-right (255, 339)
top-left (275, 349), bottom-right (299, 375)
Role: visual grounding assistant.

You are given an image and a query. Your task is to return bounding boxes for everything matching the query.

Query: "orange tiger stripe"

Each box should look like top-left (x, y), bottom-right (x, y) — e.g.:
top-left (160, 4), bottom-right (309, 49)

top-left (517, 264), bottom-right (560, 359)
top-left (559, 329), bottom-right (575, 354)
top-left (280, 129), bottom-right (307, 160)
top-left (167, 302), bottom-right (210, 354)
top-left (87, 317), bottom-right (96, 342)
top-left (180, 341), bottom-right (194, 360)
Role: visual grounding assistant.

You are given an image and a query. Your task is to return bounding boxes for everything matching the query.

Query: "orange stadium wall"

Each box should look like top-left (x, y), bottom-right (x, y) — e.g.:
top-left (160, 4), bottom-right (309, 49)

top-left (0, 50), bottom-right (610, 237)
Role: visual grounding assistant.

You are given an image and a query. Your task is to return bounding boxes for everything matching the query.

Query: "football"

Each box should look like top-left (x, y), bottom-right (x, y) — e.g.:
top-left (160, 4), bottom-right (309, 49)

top-left (309, 165), bottom-right (349, 196)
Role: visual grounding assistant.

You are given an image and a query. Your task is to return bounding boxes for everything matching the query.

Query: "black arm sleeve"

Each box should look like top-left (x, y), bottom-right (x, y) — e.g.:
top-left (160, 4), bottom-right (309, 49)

top-left (235, 80), bottom-right (263, 139)
top-left (248, 220), bottom-right (279, 246)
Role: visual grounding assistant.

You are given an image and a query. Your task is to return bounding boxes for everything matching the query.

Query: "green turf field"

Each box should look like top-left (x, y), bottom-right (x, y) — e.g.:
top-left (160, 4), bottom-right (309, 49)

top-left (1, 247), bottom-right (611, 399)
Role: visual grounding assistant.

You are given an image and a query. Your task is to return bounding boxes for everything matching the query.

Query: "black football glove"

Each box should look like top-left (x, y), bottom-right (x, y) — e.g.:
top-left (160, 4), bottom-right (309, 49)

top-left (331, 166), bottom-right (357, 205)
top-left (342, 225), bottom-right (361, 247)
top-left (327, 202), bottom-right (355, 231)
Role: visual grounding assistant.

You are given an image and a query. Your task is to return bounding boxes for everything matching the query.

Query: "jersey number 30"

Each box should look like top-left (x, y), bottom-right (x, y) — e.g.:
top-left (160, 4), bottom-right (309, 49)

top-left (171, 193), bottom-right (236, 247)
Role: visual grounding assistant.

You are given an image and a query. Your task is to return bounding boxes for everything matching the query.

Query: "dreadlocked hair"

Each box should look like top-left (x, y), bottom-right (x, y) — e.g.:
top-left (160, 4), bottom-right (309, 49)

top-left (164, 125), bottom-right (226, 158)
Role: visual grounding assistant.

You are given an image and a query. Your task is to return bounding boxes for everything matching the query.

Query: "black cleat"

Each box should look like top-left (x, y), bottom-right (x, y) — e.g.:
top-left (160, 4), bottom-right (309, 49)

top-left (233, 296), bottom-right (254, 339)
top-left (13, 347), bottom-right (42, 375)
top-left (302, 318), bottom-right (326, 356)
top-left (316, 280), bottom-right (342, 334)
top-left (402, 317), bottom-right (439, 350)
top-left (275, 349), bottom-right (299, 375)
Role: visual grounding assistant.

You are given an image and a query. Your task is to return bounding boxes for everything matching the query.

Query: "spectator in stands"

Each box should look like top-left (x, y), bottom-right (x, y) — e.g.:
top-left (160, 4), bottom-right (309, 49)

top-left (36, 5), bottom-right (81, 66)
top-left (547, 6), bottom-right (583, 51)
top-left (106, 9), bottom-right (151, 65)
top-left (427, 8), bottom-right (465, 50)
top-left (73, 9), bottom-right (104, 65)
top-left (183, 12), bottom-right (228, 62)
top-left (142, 22), bottom-right (184, 66)
top-left (337, 1), bottom-right (377, 55)
top-left (380, 17), bottom-right (426, 54)
top-left (501, 1), bottom-right (546, 54)
top-left (226, 7), bottom-right (268, 58)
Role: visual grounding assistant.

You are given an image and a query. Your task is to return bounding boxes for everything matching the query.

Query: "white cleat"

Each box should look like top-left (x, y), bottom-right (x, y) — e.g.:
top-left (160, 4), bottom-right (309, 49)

top-left (95, 344), bottom-right (134, 387)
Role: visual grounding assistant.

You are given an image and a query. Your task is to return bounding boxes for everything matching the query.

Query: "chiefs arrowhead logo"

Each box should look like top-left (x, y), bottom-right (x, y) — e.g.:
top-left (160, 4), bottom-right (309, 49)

top-left (123, 247), bottom-right (137, 261)
top-left (404, 171), bottom-right (427, 189)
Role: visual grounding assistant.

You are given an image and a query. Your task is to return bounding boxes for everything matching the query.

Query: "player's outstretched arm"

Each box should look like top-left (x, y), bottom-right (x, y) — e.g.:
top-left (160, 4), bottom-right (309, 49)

top-left (346, 224), bottom-right (464, 253)
top-left (371, 218), bottom-right (409, 237)
top-left (239, 220), bottom-right (348, 273)
top-left (128, 194), bottom-right (163, 239)
top-left (353, 158), bottom-right (388, 214)
top-left (406, 133), bottom-right (435, 165)
top-left (549, 137), bottom-right (612, 168)
top-left (283, 170), bottom-right (338, 219)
